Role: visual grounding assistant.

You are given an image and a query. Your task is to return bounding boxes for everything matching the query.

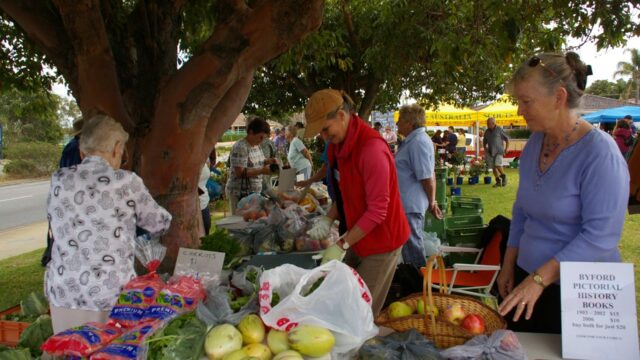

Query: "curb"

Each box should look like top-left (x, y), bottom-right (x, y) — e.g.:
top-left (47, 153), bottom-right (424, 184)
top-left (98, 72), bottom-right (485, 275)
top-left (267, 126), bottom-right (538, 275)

top-left (0, 177), bottom-right (50, 188)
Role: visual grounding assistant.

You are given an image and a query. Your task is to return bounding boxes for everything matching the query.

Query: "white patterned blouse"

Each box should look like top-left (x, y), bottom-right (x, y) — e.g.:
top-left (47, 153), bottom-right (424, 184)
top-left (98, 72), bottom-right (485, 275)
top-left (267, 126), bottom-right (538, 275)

top-left (44, 156), bottom-right (171, 311)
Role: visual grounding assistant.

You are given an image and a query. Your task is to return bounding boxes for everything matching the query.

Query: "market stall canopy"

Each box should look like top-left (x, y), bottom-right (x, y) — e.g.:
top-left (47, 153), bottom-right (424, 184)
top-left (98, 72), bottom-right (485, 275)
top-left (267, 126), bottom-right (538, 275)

top-left (477, 95), bottom-right (527, 126)
top-left (582, 106), bottom-right (640, 123)
top-left (394, 103), bottom-right (478, 127)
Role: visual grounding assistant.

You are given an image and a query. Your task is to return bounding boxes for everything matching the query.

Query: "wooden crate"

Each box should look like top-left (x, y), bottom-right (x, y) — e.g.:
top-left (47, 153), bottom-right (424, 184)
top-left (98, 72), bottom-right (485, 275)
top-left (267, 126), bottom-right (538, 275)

top-left (0, 305), bottom-right (31, 347)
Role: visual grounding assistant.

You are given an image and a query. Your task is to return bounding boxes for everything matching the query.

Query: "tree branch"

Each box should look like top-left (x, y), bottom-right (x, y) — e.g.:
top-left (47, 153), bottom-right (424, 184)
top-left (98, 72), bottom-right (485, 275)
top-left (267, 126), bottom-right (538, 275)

top-left (157, 0), bottom-right (323, 131)
top-left (52, 0), bottom-right (132, 130)
top-left (358, 75), bottom-right (380, 120)
top-left (0, 0), bottom-right (74, 79)
top-left (203, 73), bottom-right (254, 156)
top-left (339, 0), bottom-right (361, 51)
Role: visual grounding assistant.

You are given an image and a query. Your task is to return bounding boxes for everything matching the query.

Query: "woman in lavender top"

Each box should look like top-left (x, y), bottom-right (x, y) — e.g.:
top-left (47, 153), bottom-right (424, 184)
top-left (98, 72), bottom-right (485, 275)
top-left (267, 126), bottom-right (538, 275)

top-left (497, 52), bottom-right (629, 333)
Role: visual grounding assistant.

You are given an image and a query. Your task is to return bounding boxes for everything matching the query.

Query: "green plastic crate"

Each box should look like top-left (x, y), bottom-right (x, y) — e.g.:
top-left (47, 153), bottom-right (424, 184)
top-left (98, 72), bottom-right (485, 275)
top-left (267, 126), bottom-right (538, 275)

top-left (450, 196), bottom-right (483, 216)
top-left (445, 225), bottom-right (487, 264)
top-left (435, 167), bottom-right (448, 205)
top-left (445, 214), bottom-right (484, 229)
top-left (424, 212), bottom-right (446, 241)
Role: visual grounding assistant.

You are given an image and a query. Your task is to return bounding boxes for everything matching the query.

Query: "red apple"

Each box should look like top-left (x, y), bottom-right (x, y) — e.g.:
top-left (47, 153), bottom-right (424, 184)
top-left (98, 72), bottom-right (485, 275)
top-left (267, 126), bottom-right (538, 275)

top-left (461, 314), bottom-right (485, 334)
top-left (443, 303), bottom-right (466, 325)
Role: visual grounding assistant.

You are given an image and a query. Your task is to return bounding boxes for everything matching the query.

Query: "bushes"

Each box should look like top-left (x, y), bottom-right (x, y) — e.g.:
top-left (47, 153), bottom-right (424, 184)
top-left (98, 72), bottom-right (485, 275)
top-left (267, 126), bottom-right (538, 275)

top-left (220, 132), bottom-right (246, 142)
top-left (507, 128), bottom-right (531, 139)
top-left (4, 142), bottom-right (60, 178)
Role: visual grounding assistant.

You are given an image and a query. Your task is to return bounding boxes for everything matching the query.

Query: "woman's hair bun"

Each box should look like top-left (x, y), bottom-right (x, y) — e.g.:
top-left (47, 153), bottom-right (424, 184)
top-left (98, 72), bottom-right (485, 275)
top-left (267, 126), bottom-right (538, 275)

top-left (565, 51), bottom-right (592, 90)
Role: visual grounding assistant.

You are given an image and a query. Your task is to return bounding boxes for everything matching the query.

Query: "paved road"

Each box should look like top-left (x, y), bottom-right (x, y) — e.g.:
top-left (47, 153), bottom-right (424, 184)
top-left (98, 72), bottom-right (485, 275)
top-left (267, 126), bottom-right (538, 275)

top-left (0, 180), bottom-right (50, 231)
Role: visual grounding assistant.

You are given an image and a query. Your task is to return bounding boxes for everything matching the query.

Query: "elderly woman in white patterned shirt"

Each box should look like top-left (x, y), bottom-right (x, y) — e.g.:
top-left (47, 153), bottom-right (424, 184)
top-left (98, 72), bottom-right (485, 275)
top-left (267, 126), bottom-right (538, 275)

top-left (45, 114), bottom-right (171, 333)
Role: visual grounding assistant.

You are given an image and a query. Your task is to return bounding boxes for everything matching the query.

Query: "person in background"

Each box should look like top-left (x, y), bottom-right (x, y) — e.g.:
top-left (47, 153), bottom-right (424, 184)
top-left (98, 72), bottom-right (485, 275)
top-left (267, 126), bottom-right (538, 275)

top-left (497, 52), bottom-right (628, 334)
top-left (59, 118), bottom-right (84, 168)
top-left (198, 161), bottom-right (211, 235)
top-left (383, 126), bottom-right (398, 153)
top-left (456, 128), bottom-right (467, 157)
top-left (273, 128), bottom-right (287, 156)
top-left (296, 129), bottom-right (330, 189)
top-left (286, 124), bottom-right (313, 180)
top-left (295, 121), bottom-right (306, 139)
top-left (624, 114), bottom-right (637, 136)
top-left (483, 117), bottom-right (510, 187)
top-left (303, 89), bottom-right (410, 317)
top-left (395, 104), bottom-right (443, 268)
top-left (443, 127), bottom-right (458, 158)
top-left (45, 114), bottom-right (172, 333)
top-left (613, 119), bottom-right (633, 156)
top-left (226, 117), bottom-right (275, 212)
top-left (373, 121), bottom-right (383, 134)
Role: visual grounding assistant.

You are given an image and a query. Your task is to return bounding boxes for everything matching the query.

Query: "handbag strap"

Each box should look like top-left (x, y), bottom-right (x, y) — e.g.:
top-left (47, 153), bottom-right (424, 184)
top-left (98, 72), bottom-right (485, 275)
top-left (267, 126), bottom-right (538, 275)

top-left (422, 255), bottom-right (447, 335)
top-left (240, 168), bottom-right (249, 197)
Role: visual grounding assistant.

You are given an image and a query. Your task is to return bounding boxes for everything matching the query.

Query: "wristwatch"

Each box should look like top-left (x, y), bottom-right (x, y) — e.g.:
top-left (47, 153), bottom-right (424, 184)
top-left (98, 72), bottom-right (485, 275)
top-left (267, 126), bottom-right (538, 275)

top-left (532, 271), bottom-right (547, 288)
top-left (339, 238), bottom-right (350, 251)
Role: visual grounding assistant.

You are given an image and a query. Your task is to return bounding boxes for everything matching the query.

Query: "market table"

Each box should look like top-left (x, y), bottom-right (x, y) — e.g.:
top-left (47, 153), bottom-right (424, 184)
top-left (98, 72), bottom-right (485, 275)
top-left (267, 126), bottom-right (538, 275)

top-left (516, 332), bottom-right (562, 360)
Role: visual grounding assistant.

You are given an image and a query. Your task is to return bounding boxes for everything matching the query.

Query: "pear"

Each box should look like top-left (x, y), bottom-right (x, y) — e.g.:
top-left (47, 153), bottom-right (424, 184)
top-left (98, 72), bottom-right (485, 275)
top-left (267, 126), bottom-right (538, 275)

top-left (388, 301), bottom-right (413, 319)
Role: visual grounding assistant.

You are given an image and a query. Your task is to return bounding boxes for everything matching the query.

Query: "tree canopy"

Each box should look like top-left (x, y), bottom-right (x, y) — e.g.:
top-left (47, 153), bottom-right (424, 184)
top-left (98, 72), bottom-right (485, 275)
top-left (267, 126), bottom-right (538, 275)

top-left (615, 48), bottom-right (640, 102)
top-left (0, 87), bottom-right (63, 145)
top-left (245, 0), bottom-right (640, 120)
top-left (585, 79), bottom-right (629, 99)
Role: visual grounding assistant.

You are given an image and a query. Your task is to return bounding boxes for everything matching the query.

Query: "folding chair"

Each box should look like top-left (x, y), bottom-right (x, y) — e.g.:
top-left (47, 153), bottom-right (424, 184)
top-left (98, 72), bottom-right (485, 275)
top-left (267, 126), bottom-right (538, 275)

top-left (429, 231), bottom-right (502, 298)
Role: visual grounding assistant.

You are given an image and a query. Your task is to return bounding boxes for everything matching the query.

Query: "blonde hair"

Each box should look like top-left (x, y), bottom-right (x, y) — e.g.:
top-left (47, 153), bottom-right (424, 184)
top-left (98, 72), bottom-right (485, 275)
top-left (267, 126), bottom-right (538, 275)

top-left (398, 104), bottom-right (425, 129)
top-left (510, 52), bottom-right (591, 109)
top-left (79, 114), bottom-right (129, 154)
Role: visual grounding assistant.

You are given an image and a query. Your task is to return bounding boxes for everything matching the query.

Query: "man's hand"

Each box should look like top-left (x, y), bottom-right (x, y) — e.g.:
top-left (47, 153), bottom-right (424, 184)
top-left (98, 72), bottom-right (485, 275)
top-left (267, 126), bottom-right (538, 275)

top-left (320, 244), bottom-right (346, 264)
top-left (307, 215), bottom-right (333, 240)
top-left (429, 202), bottom-right (444, 220)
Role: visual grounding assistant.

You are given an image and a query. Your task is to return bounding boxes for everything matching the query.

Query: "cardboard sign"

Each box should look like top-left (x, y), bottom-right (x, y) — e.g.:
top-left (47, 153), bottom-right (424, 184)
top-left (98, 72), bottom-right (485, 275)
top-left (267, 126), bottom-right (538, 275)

top-left (561, 262), bottom-right (639, 360)
top-left (174, 248), bottom-right (225, 286)
top-left (277, 167), bottom-right (297, 192)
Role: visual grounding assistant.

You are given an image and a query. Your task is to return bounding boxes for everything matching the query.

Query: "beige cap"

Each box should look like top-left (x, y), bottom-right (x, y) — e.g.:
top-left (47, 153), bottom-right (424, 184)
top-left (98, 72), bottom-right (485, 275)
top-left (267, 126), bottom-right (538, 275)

top-left (303, 89), bottom-right (345, 138)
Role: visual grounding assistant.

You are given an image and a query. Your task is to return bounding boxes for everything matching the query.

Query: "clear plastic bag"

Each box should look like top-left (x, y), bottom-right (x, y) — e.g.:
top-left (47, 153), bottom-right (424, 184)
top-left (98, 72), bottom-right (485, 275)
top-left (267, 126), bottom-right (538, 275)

top-left (236, 193), bottom-right (268, 219)
top-left (423, 231), bottom-right (442, 258)
top-left (259, 261), bottom-right (378, 358)
top-left (358, 329), bottom-right (442, 360)
top-left (196, 266), bottom-right (262, 326)
top-left (439, 330), bottom-right (528, 360)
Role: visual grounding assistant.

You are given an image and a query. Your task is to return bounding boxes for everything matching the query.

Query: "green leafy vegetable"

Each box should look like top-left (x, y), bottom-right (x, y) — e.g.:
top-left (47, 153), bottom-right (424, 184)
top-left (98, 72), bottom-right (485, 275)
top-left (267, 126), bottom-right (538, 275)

top-left (303, 277), bottom-right (325, 297)
top-left (271, 292), bottom-right (281, 307)
top-left (145, 312), bottom-right (207, 360)
top-left (17, 315), bottom-right (53, 357)
top-left (200, 228), bottom-right (243, 267)
top-left (20, 292), bottom-right (48, 317)
top-left (0, 347), bottom-right (31, 360)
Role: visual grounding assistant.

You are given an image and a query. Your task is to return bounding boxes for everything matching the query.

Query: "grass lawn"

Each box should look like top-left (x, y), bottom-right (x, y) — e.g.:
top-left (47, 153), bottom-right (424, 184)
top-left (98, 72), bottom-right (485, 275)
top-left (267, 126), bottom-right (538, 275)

top-left (1, 169), bottom-right (638, 323)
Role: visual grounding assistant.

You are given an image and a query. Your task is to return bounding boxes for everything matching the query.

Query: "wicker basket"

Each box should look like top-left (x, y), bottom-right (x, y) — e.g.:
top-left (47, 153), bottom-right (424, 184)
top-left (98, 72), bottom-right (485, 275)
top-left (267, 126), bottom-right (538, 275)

top-left (375, 255), bottom-right (506, 348)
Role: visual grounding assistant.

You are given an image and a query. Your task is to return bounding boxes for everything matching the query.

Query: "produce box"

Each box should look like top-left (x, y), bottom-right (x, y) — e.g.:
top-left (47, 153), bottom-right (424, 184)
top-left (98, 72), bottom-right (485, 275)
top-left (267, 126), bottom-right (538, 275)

top-left (435, 167), bottom-right (448, 205)
top-left (424, 212), bottom-right (446, 241)
top-left (450, 196), bottom-right (483, 216)
top-left (444, 214), bottom-right (484, 229)
top-left (0, 305), bottom-right (31, 347)
top-left (445, 225), bottom-right (487, 265)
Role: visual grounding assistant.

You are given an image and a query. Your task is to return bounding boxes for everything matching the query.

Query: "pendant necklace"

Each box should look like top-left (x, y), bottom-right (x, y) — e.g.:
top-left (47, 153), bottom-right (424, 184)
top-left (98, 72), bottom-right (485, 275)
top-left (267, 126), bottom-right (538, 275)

top-left (541, 120), bottom-right (580, 167)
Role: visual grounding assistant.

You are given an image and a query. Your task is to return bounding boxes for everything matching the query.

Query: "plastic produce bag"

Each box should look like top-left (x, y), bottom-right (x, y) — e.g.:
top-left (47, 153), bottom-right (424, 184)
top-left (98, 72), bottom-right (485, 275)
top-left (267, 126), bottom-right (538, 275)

top-left (440, 330), bottom-right (528, 360)
top-left (141, 276), bottom-right (206, 323)
top-left (259, 261), bottom-right (378, 358)
top-left (236, 193), bottom-right (267, 219)
top-left (90, 321), bottom-right (164, 360)
top-left (423, 231), bottom-right (442, 258)
top-left (358, 329), bottom-right (442, 360)
top-left (41, 322), bottom-right (122, 358)
top-left (196, 266), bottom-right (261, 326)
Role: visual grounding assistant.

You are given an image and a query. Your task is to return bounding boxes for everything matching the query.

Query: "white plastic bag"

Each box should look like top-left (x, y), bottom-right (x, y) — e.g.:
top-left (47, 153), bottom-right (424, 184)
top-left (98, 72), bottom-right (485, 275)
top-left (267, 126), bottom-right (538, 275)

top-left (258, 261), bottom-right (378, 358)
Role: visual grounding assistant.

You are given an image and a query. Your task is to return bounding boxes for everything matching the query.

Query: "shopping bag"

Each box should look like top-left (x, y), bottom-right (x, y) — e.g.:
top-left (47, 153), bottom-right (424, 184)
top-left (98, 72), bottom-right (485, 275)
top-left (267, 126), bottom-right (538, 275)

top-left (258, 261), bottom-right (378, 357)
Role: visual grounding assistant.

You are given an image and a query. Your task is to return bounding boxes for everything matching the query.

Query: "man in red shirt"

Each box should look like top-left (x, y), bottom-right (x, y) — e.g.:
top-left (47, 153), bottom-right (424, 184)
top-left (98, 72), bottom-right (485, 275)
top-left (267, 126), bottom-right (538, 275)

top-left (304, 89), bottom-right (410, 316)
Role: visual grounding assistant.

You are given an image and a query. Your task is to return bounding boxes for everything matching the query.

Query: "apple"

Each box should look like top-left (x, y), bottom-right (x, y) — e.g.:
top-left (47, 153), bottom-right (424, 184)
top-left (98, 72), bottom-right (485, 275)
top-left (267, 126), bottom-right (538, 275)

top-left (461, 314), bottom-right (485, 334)
top-left (443, 303), bottom-right (466, 325)
top-left (416, 299), bottom-right (439, 316)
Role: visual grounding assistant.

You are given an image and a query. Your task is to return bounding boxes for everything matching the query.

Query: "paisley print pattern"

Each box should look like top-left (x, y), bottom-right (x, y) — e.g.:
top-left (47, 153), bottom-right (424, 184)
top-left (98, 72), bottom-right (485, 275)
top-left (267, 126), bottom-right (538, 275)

top-left (44, 156), bottom-right (171, 311)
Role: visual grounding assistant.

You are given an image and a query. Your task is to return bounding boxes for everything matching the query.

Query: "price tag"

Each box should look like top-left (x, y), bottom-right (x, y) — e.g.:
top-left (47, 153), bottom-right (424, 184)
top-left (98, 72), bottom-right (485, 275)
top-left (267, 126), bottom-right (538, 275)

top-left (561, 262), bottom-right (639, 360)
top-left (174, 248), bottom-right (225, 286)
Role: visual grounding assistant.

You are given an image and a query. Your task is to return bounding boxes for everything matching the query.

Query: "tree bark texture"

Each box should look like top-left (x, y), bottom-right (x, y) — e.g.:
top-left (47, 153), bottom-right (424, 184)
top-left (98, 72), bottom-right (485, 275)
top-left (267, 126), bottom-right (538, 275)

top-left (1, 0), bottom-right (324, 270)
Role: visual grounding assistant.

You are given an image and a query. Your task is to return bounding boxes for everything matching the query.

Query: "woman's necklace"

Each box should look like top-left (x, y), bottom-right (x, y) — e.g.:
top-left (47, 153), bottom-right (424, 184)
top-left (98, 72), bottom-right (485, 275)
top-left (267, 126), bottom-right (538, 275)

top-left (541, 120), bottom-right (580, 167)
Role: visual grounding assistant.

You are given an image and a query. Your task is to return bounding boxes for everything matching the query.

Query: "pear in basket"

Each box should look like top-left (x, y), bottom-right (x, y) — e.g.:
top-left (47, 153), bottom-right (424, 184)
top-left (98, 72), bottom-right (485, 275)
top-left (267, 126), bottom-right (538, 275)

top-left (388, 301), bottom-right (413, 319)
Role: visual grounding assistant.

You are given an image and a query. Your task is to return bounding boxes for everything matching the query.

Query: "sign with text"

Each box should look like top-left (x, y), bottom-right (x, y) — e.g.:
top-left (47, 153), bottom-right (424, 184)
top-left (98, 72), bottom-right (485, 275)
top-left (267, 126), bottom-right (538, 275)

top-left (561, 262), bottom-right (639, 360)
top-left (174, 248), bottom-right (225, 286)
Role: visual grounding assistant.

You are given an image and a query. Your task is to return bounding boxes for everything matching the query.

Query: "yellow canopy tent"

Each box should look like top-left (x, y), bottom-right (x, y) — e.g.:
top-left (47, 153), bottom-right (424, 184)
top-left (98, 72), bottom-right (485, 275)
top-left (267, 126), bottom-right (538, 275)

top-left (477, 95), bottom-right (527, 127)
top-left (394, 103), bottom-right (478, 127)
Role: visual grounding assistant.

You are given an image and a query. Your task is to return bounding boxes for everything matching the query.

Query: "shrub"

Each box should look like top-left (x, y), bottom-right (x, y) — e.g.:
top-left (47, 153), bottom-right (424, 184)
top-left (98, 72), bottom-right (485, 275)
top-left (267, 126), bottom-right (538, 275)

top-left (507, 128), bottom-right (531, 139)
top-left (221, 132), bottom-right (246, 142)
top-left (4, 142), bottom-right (60, 178)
